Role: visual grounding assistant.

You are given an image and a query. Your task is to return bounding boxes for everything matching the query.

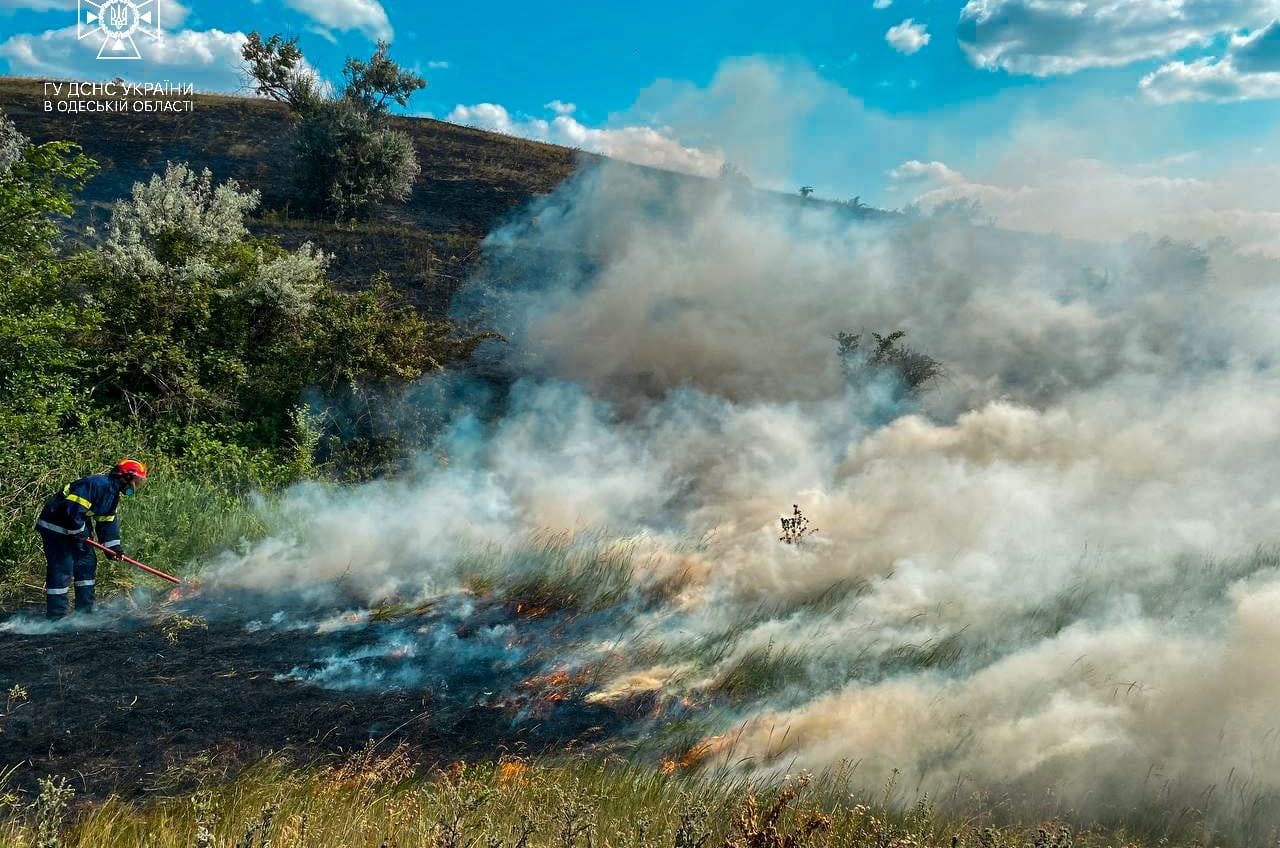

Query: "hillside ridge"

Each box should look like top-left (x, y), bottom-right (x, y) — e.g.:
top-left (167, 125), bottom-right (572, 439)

top-left (0, 76), bottom-right (890, 315)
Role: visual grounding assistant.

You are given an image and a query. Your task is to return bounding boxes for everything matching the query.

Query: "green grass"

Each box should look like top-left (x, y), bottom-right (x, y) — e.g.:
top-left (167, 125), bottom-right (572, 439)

top-left (459, 532), bottom-right (640, 615)
top-left (708, 642), bottom-right (814, 705)
top-left (0, 753), bottom-right (1236, 848)
top-left (100, 475), bottom-right (280, 587)
top-left (0, 436), bottom-right (286, 605)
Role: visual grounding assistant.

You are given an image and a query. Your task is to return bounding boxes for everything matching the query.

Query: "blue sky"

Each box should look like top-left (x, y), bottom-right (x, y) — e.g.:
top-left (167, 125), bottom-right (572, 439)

top-left (2, 0), bottom-right (1280, 240)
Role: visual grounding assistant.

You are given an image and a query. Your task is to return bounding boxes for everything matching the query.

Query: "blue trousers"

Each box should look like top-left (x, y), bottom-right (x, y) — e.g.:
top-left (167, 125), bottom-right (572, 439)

top-left (38, 528), bottom-right (96, 619)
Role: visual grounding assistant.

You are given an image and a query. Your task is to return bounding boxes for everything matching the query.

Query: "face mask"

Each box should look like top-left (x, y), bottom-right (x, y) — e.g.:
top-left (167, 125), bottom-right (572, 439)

top-left (122, 486), bottom-right (135, 497)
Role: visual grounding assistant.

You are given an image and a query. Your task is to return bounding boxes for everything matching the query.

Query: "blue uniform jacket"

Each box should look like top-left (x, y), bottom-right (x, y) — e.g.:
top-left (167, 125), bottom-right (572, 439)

top-left (36, 473), bottom-right (123, 550)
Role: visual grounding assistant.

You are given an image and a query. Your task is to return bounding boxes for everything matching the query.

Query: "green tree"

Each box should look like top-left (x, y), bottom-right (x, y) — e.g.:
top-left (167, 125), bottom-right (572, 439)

top-left (240, 31), bottom-right (322, 110)
top-left (835, 329), bottom-right (943, 396)
top-left (242, 33), bottom-right (425, 220)
top-left (341, 40), bottom-right (426, 115)
top-left (0, 114), bottom-right (96, 265)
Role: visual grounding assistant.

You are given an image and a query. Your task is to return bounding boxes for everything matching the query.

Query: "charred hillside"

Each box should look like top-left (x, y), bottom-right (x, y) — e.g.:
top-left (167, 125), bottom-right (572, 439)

top-left (0, 77), bottom-right (892, 316)
top-left (0, 76), bottom-right (582, 314)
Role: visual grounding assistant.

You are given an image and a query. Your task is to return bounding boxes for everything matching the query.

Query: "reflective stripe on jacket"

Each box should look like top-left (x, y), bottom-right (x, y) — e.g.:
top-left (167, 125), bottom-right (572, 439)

top-left (36, 474), bottom-right (123, 547)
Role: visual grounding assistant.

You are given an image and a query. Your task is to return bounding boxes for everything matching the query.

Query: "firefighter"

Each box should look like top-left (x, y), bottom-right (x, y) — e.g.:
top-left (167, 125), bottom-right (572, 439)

top-left (35, 459), bottom-right (148, 619)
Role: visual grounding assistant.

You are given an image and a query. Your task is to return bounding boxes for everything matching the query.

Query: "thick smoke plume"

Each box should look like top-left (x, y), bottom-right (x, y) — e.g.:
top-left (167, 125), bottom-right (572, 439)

top-left (211, 157), bottom-right (1280, 832)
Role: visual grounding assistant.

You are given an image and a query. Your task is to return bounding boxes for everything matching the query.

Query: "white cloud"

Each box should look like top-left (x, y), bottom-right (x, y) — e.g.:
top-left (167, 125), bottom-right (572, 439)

top-left (544, 99), bottom-right (576, 116)
top-left (885, 18), bottom-right (930, 55)
top-left (1140, 56), bottom-right (1280, 103)
top-left (426, 59), bottom-right (449, 69)
top-left (1139, 22), bottom-right (1280, 103)
top-left (163, 1), bottom-right (194, 27)
top-left (445, 102), bottom-right (723, 177)
top-left (958, 0), bottom-right (1280, 76)
top-left (1231, 20), bottom-right (1280, 72)
top-left (304, 25), bottom-right (338, 44)
top-left (0, 25), bottom-right (248, 92)
top-left (281, 0), bottom-right (392, 41)
top-left (0, 0), bottom-right (190, 20)
top-left (873, 0), bottom-right (892, 8)
top-left (903, 156), bottom-right (1280, 256)
top-left (446, 102), bottom-right (510, 129)
top-left (888, 159), bottom-right (964, 185)
top-left (0, 0), bottom-right (72, 11)
top-left (1139, 151), bottom-right (1201, 170)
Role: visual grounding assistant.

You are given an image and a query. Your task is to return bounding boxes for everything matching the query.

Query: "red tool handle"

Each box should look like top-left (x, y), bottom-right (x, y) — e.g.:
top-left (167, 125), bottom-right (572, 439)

top-left (84, 537), bottom-right (181, 585)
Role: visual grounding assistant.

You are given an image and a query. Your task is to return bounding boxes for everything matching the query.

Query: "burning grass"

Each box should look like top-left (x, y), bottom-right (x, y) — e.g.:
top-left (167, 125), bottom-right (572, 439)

top-left (0, 754), bottom-right (1230, 848)
top-left (10, 537), bottom-right (1280, 845)
top-left (707, 642), bottom-right (813, 706)
top-left (466, 532), bottom-right (642, 618)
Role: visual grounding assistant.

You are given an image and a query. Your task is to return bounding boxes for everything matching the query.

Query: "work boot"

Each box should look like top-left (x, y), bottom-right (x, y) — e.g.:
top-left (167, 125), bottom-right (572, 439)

top-left (74, 580), bottom-right (95, 615)
top-left (46, 587), bottom-right (70, 620)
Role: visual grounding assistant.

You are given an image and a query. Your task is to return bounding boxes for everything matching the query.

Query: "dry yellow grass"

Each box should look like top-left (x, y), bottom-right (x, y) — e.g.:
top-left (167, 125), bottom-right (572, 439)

top-left (0, 751), bottom-right (1225, 848)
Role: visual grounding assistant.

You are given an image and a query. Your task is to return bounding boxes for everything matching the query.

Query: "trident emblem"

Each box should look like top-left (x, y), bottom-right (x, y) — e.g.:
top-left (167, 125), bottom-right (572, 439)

top-left (77, 0), bottom-right (162, 60)
top-left (108, 4), bottom-right (129, 29)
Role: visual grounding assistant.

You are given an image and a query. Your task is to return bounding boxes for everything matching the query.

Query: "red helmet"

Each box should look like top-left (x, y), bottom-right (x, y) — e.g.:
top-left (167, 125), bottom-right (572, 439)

top-left (115, 459), bottom-right (148, 480)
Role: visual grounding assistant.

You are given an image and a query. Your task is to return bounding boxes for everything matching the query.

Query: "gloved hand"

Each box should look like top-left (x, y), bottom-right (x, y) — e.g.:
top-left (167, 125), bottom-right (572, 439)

top-left (75, 526), bottom-right (92, 541)
top-left (105, 546), bottom-right (123, 560)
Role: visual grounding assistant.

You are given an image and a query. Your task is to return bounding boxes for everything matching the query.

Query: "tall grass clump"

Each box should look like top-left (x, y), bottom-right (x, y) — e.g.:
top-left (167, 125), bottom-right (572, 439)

top-left (458, 531), bottom-right (640, 614)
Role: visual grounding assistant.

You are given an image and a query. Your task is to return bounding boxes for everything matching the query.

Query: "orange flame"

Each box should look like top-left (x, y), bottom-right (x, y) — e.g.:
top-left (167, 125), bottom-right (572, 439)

top-left (661, 737), bottom-right (725, 774)
top-left (512, 601), bottom-right (552, 619)
top-left (497, 759), bottom-right (530, 785)
top-left (165, 580), bottom-right (202, 602)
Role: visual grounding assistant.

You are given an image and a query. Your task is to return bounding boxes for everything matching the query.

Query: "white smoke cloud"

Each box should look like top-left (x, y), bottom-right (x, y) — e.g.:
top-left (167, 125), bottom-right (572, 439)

top-left (194, 53), bottom-right (1280, 832)
top-left (456, 170), bottom-right (1280, 828)
top-left (893, 153), bottom-right (1280, 256)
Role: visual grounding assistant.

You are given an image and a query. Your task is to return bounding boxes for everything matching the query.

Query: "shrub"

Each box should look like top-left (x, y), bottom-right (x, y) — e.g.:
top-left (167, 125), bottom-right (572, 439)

top-left (340, 40), bottom-right (427, 116)
top-left (835, 330), bottom-right (942, 396)
top-left (82, 162), bottom-right (466, 447)
top-left (292, 97), bottom-right (421, 219)
top-left (243, 33), bottom-right (426, 220)
top-left (718, 162), bottom-right (752, 190)
top-left (0, 112), bottom-right (25, 174)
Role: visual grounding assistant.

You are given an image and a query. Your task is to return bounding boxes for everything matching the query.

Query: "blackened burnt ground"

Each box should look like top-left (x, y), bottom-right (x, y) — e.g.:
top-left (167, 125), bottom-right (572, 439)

top-left (0, 592), bottom-right (630, 803)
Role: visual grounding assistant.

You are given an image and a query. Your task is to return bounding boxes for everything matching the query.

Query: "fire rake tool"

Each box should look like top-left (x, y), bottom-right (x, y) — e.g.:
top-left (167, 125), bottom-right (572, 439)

top-left (84, 537), bottom-right (181, 585)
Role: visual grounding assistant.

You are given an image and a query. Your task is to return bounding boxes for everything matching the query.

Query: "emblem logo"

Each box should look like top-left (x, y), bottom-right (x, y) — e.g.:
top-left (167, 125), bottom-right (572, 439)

top-left (78, 0), bottom-right (162, 61)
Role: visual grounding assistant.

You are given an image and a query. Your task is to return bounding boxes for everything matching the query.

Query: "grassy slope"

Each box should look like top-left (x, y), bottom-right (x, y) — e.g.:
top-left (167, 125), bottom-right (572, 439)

top-left (0, 76), bottom-right (892, 316)
top-left (0, 76), bottom-right (581, 315)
